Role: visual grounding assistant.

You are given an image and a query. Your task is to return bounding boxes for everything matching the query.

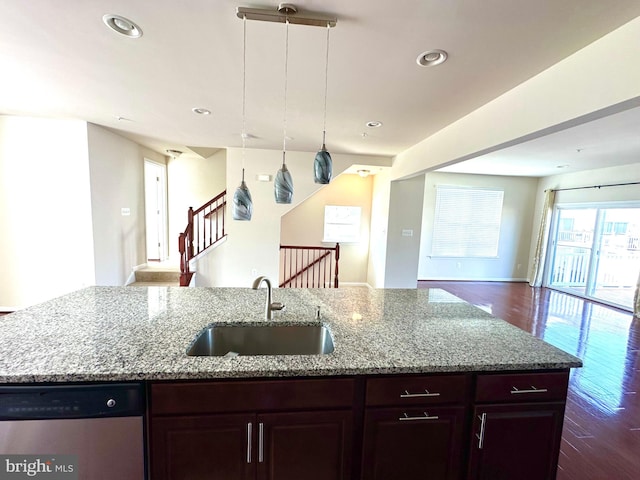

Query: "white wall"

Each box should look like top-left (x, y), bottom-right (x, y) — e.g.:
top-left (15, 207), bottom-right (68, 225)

top-left (87, 124), bottom-right (165, 286)
top-left (280, 173), bottom-right (373, 285)
top-left (529, 162), bottom-right (640, 279)
top-left (367, 169), bottom-right (391, 288)
top-left (384, 176), bottom-right (425, 288)
top-left (0, 116), bottom-right (95, 309)
top-left (419, 172), bottom-right (537, 281)
top-left (391, 16), bottom-right (640, 181)
top-left (193, 147), bottom-right (392, 287)
top-left (167, 150), bottom-right (226, 261)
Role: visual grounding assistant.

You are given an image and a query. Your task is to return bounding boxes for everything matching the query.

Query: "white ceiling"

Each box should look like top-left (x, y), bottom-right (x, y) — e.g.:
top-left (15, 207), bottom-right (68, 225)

top-left (437, 103), bottom-right (640, 177)
top-left (1, 0), bottom-right (639, 174)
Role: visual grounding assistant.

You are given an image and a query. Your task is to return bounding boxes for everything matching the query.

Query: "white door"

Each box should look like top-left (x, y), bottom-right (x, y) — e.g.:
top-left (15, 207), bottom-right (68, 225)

top-left (144, 160), bottom-right (168, 261)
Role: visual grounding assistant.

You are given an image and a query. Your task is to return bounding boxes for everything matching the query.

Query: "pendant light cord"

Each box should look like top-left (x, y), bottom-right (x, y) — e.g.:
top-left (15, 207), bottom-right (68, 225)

top-left (321, 23), bottom-right (330, 146)
top-left (241, 15), bottom-right (247, 181)
top-left (282, 18), bottom-right (289, 164)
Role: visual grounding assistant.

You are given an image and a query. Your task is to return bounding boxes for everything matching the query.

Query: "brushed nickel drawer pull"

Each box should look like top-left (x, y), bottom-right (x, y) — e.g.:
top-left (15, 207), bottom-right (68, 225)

top-left (511, 385), bottom-right (549, 394)
top-left (400, 389), bottom-right (441, 398)
top-left (258, 422), bottom-right (264, 463)
top-left (246, 422), bottom-right (253, 463)
top-left (476, 413), bottom-right (487, 449)
top-left (399, 412), bottom-right (439, 421)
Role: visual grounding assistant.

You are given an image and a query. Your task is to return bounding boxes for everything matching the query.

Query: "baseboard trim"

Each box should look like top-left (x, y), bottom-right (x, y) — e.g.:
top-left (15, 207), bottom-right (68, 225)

top-left (418, 278), bottom-right (530, 282)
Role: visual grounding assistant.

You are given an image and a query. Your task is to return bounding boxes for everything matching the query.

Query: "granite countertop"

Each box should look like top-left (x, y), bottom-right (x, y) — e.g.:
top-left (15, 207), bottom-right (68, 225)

top-left (0, 286), bottom-right (582, 383)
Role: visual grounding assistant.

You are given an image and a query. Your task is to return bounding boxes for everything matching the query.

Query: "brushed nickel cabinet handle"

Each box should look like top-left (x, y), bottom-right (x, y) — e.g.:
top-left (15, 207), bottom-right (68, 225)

top-left (398, 412), bottom-right (439, 421)
top-left (476, 413), bottom-right (487, 449)
top-left (246, 422), bottom-right (253, 463)
top-left (258, 422), bottom-right (264, 463)
top-left (511, 385), bottom-right (548, 394)
top-left (400, 389), bottom-right (441, 398)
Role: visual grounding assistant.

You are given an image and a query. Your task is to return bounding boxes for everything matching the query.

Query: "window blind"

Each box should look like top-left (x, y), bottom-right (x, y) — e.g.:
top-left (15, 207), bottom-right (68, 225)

top-left (431, 185), bottom-right (504, 257)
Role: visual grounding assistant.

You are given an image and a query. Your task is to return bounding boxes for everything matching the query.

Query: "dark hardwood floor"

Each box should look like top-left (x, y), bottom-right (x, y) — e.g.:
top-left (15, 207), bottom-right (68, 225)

top-left (419, 281), bottom-right (639, 480)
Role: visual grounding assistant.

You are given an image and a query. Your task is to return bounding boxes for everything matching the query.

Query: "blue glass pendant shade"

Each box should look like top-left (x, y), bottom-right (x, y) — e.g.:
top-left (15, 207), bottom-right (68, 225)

top-left (232, 171), bottom-right (253, 221)
top-left (274, 162), bottom-right (293, 204)
top-left (314, 144), bottom-right (332, 184)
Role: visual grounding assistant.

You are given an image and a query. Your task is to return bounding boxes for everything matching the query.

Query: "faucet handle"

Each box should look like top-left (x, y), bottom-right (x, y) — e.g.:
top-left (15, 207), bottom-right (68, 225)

top-left (270, 302), bottom-right (286, 312)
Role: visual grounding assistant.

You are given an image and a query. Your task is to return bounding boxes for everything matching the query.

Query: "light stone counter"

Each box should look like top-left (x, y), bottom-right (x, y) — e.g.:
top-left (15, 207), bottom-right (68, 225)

top-left (0, 286), bottom-right (581, 383)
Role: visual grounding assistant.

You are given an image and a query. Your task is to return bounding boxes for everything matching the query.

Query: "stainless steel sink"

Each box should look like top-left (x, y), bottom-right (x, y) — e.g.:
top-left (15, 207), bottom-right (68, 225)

top-left (187, 324), bottom-right (334, 356)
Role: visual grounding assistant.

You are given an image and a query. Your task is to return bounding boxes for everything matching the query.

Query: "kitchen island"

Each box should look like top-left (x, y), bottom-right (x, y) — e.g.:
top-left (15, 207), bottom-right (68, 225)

top-left (0, 286), bottom-right (580, 382)
top-left (0, 286), bottom-right (581, 480)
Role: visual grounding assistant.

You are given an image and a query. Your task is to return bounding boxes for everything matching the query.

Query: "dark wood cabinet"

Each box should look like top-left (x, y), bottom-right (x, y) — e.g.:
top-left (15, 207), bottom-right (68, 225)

top-left (361, 374), bottom-right (470, 480)
top-left (467, 371), bottom-right (569, 480)
top-left (362, 406), bottom-right (465, 480)
top-left (467, 403), bottom-right (565, 480)
top-left (149, 378), bottom-right (354, 480)
top-left (148, 371), bottom-right (570, 480)
top-left (151, 413), bottom-right (254, 480)
top-left (257, 410), bottom-right (353, 480)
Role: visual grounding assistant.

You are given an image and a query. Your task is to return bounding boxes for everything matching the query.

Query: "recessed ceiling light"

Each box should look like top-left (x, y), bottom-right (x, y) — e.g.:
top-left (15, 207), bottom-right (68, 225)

top-left (357, 169), bottom-right (370, 177)
top-left (416, 49), bottom-right (448, 67)
top-left (166, 149), bottom-right (183, 157)
top-left (102, 14), bottom-right (143, 38)
top-left (366, 121), bottom-right (382, 128)
top-left (556, 164), bottom-right (570, 169)
top-left (192, 107), bottom-right (211, 115)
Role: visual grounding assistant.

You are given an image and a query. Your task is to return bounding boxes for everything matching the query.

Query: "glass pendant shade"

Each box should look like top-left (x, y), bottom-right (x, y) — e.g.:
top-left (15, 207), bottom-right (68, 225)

top-left (314, 143), bottom-right (332, 184)
top-left (232, 169), bottom-right (253, 221)
top-left (274, 160), bottom-right (293, 204)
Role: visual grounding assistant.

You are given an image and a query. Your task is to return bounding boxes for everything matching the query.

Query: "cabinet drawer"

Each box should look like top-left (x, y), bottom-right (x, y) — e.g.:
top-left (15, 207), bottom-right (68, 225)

top-left (366, 374), bottom-right (469, 406)
top-left (151, 378), bottom-right (354, 415)
top-left (475, 371), bottom-right (569, 403)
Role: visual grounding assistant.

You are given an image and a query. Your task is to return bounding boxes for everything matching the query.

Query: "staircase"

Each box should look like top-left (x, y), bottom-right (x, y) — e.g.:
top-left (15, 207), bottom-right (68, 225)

top-left (280, 243), bottom-right (340, 288)
top-left (128, 264), bottom-right (181, 286)
top-left (178, 190), bottom-right (227, 286)
top-left (129, 189), bottom-right (340, 288)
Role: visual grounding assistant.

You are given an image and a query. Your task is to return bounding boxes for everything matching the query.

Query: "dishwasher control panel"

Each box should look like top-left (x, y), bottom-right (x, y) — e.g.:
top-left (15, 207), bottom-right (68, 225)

top-left (0, 383), bottom-right (145, 419)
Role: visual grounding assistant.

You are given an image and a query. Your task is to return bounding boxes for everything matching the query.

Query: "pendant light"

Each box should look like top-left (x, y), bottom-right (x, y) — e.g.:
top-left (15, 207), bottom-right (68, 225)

top-left (274, 16), bottom-right (294, 204)
top-left (233, 15), bottom-right (253, 221)
top-left (314, 23), bottom-right (333, 184)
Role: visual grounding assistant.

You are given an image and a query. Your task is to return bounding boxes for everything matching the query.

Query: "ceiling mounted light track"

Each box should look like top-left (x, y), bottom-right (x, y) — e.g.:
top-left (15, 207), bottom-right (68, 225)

top-left (237, 3), bottom-right (337, 28)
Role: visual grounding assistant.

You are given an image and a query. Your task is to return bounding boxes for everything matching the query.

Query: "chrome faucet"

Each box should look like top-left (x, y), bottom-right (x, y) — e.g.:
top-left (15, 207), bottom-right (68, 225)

top-left (252, 276), bottom-right (286, 319)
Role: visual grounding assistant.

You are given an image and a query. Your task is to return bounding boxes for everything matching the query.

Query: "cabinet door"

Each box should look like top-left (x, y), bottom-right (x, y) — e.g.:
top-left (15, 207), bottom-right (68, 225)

top-left (361, 406), bottom-right (465, 480)
top-left (151, 413), bottom-right (255, 480)
top-left (468, 403), bottom-right (565, 480)
top-left (257, 410), bottom-right (353, 480)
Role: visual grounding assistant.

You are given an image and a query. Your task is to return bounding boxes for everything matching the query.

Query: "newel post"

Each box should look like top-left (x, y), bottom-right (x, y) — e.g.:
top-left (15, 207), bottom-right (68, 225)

top-left (333, 243), bottom-right (340, 288)
top-left (178, 233), bottom-right (187, 275)
top-left (187, 207), bottom-right (194, 259)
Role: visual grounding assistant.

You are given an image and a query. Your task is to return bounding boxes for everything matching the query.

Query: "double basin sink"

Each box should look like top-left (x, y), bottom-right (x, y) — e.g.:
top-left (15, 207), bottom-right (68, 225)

top-left (187, 324), bottom-right (334, 356)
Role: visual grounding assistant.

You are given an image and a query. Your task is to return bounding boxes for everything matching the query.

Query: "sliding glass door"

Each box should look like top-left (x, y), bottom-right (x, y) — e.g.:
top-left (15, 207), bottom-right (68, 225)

top-left (547, 204), bottom-right (640, 311)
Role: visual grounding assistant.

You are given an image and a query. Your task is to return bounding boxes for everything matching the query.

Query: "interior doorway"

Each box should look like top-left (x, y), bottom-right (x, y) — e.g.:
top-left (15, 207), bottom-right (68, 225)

top-left (546, 203), bottom-right (640, 311)
top-left (144, 160), bottom-right (168, 262)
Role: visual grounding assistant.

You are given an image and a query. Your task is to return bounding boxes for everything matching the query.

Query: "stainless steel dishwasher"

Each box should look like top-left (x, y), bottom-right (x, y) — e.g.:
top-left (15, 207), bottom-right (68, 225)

top-left (0, 383), bottom-right (145, 479)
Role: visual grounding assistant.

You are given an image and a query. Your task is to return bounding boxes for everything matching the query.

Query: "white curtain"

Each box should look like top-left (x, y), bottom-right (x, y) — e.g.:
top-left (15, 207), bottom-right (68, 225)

top-left (634, 269), bottom-right (640, 318)
top-left (530, 189), bottom-right (556, 287)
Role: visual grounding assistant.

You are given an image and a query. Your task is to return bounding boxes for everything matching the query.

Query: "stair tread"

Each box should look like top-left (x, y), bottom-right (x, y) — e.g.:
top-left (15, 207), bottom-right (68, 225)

top-left (128, 281), bottom-right (180, 287)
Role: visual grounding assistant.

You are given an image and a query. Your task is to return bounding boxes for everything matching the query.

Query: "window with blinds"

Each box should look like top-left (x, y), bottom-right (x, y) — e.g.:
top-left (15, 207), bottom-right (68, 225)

top-left (431, 185), bottom-right (504, 257)
top-left (323, 205), bottom-right (361, 243)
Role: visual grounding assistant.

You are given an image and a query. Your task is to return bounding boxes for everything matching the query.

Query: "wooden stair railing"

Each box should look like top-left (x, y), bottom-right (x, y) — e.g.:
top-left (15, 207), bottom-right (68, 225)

top-left (178, 190), bottom-right (227, 286)
top-left (279, 243), bottom-right (340, 288)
